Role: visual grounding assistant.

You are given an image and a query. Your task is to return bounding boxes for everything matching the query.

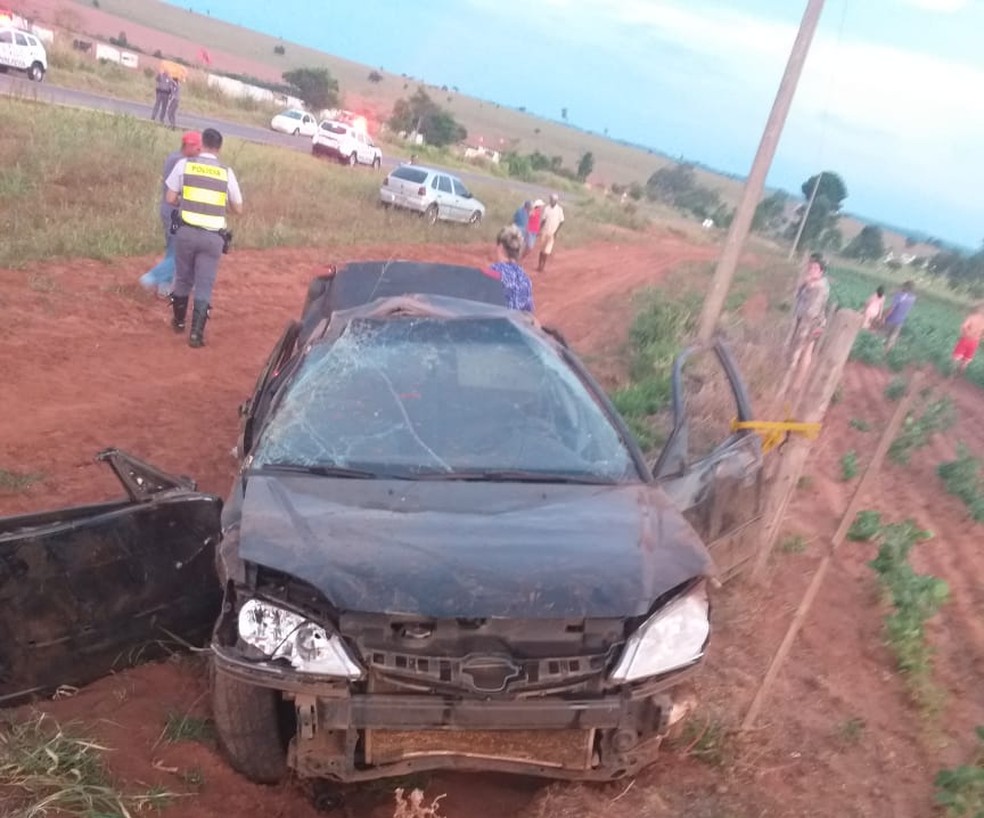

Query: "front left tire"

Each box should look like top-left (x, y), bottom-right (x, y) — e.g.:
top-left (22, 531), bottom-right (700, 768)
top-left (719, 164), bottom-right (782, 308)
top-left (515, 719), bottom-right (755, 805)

top-left (28, 62), bottom-right (45, 82)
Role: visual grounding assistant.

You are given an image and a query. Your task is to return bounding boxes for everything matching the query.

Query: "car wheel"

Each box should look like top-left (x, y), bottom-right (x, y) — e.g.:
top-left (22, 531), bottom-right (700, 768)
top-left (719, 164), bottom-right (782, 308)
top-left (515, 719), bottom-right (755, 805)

top-left (424, 204), bottom-right (439, 225)
top-left (292, 127), bottom-right (300, 136)
top-left (372, 157), bottom-right (381, 170)
top-left (211, 663), bottom-right (291, 784)
top-left (348, 152), bottom-right (358, 167)
top-left (28, 62), bottom-right (45, 82)
top-left (468, 211), bottom-right (482, 226)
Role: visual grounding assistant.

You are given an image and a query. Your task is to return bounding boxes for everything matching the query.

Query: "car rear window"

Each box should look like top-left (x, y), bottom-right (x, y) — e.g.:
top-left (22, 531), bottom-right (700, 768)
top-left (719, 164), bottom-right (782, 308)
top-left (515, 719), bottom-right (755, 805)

top-left (390, 166), bottom-right (429, 184)
top-left (282, 110), bottom-right (303, 119)
top-left (321, 122), bottom-right (348, 134)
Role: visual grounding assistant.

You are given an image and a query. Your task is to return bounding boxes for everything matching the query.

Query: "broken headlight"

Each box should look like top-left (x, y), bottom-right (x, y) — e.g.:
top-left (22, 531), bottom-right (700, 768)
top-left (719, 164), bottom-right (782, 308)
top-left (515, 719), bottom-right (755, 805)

top-left (609, 582), bottom-right (710, 683)
top-left (237, 598), bottom-right (363, 679)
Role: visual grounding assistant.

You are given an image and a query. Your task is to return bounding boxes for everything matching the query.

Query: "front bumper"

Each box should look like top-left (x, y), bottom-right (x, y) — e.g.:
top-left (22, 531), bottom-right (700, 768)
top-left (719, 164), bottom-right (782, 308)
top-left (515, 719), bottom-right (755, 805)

top-left (212, 644), bottom-right (696, 782)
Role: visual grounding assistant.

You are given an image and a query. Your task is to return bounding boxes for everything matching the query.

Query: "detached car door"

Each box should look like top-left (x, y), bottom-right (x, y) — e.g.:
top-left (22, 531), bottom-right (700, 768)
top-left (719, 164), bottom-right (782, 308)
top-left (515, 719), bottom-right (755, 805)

top-left (652, 341), bottom-right (764, 581)
top-left (0, 449), bottom-right (222, 705)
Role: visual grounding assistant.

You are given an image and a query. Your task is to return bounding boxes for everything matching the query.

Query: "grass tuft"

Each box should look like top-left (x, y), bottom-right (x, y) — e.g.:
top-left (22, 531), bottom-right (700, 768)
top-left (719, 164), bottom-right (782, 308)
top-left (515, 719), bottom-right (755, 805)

top-left (938, 445), bottom-right (984, 522)
top-left (162, 713), bottom-right (215, 746)
top-left (840, 450), bottom-right (859, 481)
top-left (935, 726), bottom-right (984, 818)
top-left (0, 712), bottom-right (180, 817)
top-left (0, 469), bottom-right (43, 492)
top-left (889, 395), bottom-right (955, 465)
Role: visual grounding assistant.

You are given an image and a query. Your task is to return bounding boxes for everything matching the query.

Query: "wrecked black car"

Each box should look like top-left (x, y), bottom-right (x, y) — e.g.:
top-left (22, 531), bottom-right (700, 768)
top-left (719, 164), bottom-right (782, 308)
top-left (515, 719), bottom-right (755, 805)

top-left (0, 260), bottom-right (763, 784)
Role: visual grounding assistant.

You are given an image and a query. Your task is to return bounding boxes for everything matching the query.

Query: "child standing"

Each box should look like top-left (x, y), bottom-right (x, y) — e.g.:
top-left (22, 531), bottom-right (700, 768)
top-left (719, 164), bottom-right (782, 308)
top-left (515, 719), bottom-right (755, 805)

top-left (952, 306), bottom-right (984, 373)
top-left (862, 286), bottom-right (885, 330)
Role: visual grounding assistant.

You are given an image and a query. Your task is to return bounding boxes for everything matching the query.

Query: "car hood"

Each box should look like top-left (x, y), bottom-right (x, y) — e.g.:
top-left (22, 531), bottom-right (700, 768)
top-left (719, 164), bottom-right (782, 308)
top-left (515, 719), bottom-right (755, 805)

top-left (236, 475), bottom-right (713, 619)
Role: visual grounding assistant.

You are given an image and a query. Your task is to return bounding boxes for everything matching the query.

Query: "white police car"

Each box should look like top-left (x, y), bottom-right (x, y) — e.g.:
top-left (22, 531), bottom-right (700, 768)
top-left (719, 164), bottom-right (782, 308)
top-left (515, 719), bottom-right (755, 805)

top-left (0, 25), bottom-right (47, 81)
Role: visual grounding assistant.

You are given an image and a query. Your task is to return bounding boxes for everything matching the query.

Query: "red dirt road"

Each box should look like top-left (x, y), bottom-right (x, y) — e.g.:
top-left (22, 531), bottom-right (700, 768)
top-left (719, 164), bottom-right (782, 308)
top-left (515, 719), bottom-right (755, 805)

top-left (4, 237), bottom-right (984, 818)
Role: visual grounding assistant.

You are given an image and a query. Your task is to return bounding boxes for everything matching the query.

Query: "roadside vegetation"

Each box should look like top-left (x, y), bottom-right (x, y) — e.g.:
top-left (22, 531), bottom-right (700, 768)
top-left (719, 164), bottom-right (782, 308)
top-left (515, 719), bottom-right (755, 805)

top-left (0, 98), bottom-right (642, 268)
top-left (0, 712), bottom-right (178, 817)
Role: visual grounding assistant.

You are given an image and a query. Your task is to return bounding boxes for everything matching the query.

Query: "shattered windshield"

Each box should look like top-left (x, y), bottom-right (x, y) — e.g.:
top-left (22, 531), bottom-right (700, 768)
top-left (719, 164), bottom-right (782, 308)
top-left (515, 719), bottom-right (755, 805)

top-left (252, 316), bottom-right (638, 481)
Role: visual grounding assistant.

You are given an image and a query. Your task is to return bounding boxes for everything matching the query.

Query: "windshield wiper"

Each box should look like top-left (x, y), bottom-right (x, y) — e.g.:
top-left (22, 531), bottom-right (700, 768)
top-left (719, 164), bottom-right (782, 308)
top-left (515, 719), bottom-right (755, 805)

top-left (412, 469), bottom-right (616, 484)
top-left (251, 462), bottom-right (389, 480)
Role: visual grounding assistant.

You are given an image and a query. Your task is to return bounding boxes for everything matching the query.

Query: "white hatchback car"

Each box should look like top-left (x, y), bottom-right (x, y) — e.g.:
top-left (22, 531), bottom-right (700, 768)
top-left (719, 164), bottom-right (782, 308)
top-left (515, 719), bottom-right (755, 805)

top-left (0, 26), bottom-right (47, 81)
top-left (312, 120), bottom-right (382, 168)
top-left (270, 108), bottom-right (317, 137)
top-left (379, 164), bottom-right (486, 225)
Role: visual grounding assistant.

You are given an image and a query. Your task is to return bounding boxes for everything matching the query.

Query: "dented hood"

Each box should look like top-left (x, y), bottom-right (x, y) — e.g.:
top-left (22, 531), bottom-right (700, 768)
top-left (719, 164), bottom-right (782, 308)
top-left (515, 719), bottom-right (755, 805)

top-left (236, 475), bottom-right (712, 619)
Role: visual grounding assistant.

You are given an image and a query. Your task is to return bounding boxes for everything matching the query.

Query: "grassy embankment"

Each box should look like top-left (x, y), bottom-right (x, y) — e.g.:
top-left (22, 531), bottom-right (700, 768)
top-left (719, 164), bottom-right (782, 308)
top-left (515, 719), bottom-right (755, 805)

top-left (0, 97), bottom-right (648, 268)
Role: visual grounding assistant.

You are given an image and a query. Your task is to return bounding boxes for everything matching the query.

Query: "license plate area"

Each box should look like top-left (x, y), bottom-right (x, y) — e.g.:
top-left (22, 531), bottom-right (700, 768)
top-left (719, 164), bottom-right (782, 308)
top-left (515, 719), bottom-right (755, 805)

top-left (364, 728), bottom-right (595, 769)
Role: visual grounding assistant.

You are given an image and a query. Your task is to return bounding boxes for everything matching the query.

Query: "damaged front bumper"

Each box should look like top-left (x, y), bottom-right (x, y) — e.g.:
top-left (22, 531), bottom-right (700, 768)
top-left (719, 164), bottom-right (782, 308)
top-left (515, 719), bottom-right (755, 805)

top-left (211, 643), bottom-right (697, 782)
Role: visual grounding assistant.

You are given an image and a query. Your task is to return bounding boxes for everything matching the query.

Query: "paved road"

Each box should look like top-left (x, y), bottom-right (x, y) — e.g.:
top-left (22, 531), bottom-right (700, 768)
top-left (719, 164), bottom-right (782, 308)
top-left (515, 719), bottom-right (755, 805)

top-left (0, 73), bottom-right (549, 198)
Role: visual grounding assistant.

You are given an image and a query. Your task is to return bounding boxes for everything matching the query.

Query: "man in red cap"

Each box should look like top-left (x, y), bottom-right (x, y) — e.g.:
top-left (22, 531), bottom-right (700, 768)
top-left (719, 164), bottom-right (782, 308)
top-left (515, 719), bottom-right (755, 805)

top-left (140, 131), bottom-right (201, 296)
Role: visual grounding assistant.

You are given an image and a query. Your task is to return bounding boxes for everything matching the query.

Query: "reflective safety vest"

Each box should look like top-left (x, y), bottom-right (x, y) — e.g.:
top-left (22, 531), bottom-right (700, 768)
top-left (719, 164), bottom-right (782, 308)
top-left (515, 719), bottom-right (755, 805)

top-left (180, 156), bottom-right (229, 231)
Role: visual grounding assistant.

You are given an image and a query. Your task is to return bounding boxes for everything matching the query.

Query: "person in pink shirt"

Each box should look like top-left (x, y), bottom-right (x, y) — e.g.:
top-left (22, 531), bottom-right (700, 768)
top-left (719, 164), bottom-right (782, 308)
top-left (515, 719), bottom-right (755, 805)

top-left (524, 199), bottom-right (543, 259)
top-left (862, 286), bottom-right (885, 330)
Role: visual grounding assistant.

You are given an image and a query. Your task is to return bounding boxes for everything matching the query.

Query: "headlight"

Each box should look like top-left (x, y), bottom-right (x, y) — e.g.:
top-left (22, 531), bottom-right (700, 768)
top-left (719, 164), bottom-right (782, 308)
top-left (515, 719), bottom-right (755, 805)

top-left (237, 598), bottom-right (363, 679)
top-left (609, 583), bottom-right (710, 683)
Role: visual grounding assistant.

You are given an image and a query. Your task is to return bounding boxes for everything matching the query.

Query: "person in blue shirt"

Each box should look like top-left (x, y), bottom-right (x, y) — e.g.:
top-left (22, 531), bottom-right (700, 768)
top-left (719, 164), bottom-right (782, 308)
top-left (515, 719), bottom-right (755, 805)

top-left (484, 225), bottom-right (534, 312)
top-left (513, 200), bottom-right (531, 235)
top-left (883, 280), bottom-right (916, 351)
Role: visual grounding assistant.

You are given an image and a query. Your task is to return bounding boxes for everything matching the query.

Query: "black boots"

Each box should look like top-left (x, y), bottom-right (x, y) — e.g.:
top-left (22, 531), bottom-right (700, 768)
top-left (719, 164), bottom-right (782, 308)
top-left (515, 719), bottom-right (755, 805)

top-left (188, 299), bottom-right (210, 348)
top-left (170, 294), bottom-right (189, 332)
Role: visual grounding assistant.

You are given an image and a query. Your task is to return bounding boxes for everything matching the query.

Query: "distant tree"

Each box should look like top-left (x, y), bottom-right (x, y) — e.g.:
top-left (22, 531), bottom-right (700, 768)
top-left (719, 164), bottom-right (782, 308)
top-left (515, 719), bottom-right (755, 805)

top-left (711, 204), bottom-right (734, 229)
top-left (788, 171), bottom-right (848, 249)
top-left (368, 70), bottom-right (383, 83)
top-left (628, 181), bottom-right (645, 201)
top-left (452, 85), bottom-right (459, 92)
top-left (282, 67), bottom-right (340, 110)
top-left (752, 189), bottom-right (788, 233)
top-left (441, 84), bottom-right (449, 91)
top-left (550, 155), bottom-right (564, 173)
top-left (561, 107), bottom-right (568, 121)
top-left (576, 151), bottom-right (595, 181)
top-left (528, 151), bottom-right (551, 171)
top-left (904, 235), bottom-right (918, 248)
top-left (533, 127), bottom-right (541, 136)
top-left (273, 44), bottom-right (286, 56)
top-left (817, 227), bottom-right (844, 253)
top-left (645, 163), bottom-right (697, 203)
top-left (518, 106), bottom-right (526, 113)
top-left (389, 88), bottom-right (466, 147)
top-left (844, 225), bottom-right (886, 262)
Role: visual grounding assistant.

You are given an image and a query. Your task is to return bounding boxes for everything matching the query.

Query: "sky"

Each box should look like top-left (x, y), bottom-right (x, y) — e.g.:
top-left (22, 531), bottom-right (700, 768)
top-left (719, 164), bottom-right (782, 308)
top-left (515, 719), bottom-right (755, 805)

top-left (167, 0), bottom-right (984, 247)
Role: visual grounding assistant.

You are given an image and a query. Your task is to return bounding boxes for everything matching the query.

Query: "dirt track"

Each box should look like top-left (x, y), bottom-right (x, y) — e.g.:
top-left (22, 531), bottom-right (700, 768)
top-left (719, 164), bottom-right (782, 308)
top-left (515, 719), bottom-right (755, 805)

top-left (4, 236), bottom-right (984, 817)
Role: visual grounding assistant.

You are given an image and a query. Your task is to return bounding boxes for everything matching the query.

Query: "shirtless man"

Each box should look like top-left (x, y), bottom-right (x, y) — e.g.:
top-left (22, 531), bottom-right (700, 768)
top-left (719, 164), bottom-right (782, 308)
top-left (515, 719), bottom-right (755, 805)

top-left (952, 306), bottom-right (984, 373)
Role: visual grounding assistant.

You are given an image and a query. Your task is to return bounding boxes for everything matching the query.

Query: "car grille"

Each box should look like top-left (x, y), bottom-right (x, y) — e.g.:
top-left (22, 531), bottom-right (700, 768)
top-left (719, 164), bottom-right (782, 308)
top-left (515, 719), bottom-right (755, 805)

top-left (364, 649), bottom-right (612, 696)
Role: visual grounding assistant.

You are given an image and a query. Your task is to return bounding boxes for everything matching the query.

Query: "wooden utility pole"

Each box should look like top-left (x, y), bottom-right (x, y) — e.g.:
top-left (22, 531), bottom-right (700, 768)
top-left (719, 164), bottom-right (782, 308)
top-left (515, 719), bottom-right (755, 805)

top-left (751, 308), bottom-right (862, 581)
top-left (787, 171), bottom-right (825, 261)
top-left (741, 372), bottom-right (922, 731)
top-left (696, 0), bottom-right (826, 343)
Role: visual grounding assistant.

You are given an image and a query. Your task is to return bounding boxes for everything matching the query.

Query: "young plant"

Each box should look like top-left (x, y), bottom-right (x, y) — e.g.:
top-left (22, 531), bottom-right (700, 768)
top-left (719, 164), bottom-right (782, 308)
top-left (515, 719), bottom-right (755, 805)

top-left (884, 376), bottom-right (907, 402)
top-left (938, 445), bottom-right (984, 522)
top-left (890, 395), bottom-right (956, 465)
top-left (848, 509), bottom-right (882, 541)
top-left (850, 417), bottom-right (872, 432)
top-left (841, 450), bottom-right (859, 481)
top-left (781, 534), bottom-right (808, 554)
top-left (868, 520), bottom-right (949, 711)
top-left (934, 726), bottom-right (984, 818)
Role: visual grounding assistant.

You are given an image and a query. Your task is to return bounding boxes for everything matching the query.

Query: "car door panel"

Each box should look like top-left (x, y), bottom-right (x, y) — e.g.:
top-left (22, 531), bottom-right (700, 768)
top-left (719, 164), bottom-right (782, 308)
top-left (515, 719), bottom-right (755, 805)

top-left (653, 340), bottom-right (764, 581)
top-left (0, 449), bottom-right (221, 705)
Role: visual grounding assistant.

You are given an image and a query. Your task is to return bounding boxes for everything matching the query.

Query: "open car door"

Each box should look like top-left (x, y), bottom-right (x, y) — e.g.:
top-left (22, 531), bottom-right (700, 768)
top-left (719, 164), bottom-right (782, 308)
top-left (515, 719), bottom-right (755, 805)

top-left (0, 449), bottom-right (222, 705)
top-left (651, 340), bottom-right (764, 582)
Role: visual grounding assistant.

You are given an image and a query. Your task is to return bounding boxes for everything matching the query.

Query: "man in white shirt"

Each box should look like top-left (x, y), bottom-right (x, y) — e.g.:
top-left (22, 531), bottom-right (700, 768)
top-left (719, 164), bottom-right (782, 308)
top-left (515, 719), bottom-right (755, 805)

top-left (164, 127), bottom-right (243, 347)
top-left (538, 193), bottom-right (565, 273)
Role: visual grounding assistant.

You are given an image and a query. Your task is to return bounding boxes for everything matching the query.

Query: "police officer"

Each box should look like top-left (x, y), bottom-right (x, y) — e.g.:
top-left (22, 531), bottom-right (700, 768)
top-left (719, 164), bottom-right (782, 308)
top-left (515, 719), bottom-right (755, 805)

top-left (163, 128), bottom-right (243, 348)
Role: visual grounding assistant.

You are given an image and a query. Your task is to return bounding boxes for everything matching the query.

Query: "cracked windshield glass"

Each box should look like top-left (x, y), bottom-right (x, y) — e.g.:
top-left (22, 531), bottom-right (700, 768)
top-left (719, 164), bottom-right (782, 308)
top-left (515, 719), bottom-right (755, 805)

top-left (252, 316), bottom-right (636, 480)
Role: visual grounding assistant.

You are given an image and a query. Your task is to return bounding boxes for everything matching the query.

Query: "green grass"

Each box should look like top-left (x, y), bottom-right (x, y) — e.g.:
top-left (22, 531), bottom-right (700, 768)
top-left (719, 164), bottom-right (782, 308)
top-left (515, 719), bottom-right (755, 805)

top-left (840, 450), bottom-right (859, 481)
top-left (609, 289), bottom-right (700, 452)
top-left (0, 97), bottom-right (632, 267)
top-left (780, 534), bottom-right (808, 554)
top-left (835, 717), bottom-right (866, 745)
top-left (867, 520), bottom-right (949, 713)
top-left (0, 469), bottom-right (43, 492)
top-left (850, 417), bottom-right (872, 432)
top-left (161, 713), bottom-right (215, 746)
top-left (938, 445), bottom-right (984, 522)
top-left (0, 712), bottom-right (179, 817)
top-left (935, 726), bottom-right (984, 818)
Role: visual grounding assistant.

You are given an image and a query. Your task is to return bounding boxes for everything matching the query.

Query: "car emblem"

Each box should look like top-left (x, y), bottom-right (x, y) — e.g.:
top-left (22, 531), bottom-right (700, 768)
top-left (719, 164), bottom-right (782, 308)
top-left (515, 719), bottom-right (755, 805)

top-left (459, 655), bottom-right (522, 693)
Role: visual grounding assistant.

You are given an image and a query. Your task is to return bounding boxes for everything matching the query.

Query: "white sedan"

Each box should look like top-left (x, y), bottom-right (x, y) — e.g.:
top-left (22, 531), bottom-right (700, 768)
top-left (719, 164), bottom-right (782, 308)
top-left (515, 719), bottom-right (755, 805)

top-left (270, 109), bottom-right (317, 137)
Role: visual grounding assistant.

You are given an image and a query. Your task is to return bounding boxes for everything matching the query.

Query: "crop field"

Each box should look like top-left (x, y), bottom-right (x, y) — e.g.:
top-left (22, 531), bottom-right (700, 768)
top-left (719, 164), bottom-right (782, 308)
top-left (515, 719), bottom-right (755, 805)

top-left (827, 266), bottom-right (982, 387)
